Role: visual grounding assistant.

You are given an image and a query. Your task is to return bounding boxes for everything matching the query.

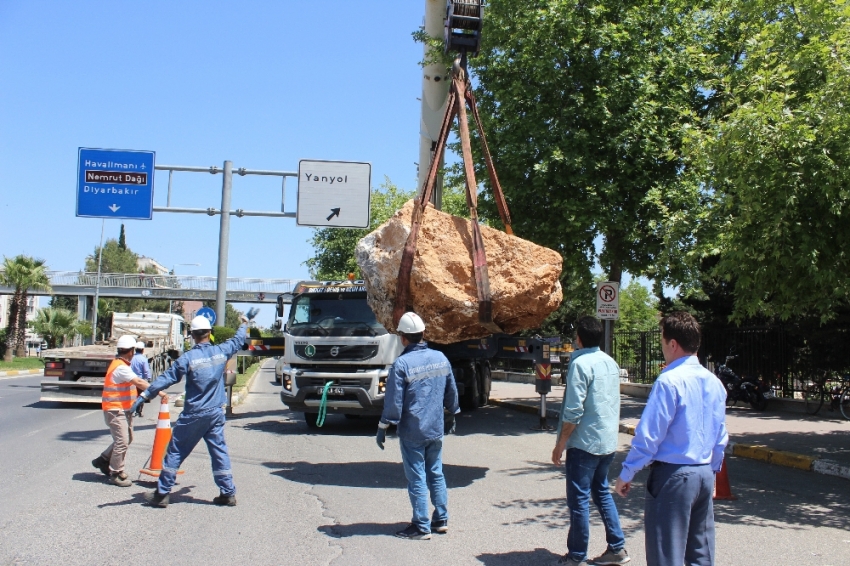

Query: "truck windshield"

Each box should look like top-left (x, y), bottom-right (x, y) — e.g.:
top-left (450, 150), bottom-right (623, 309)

top-left (287, 292), bottom-right (388, 337)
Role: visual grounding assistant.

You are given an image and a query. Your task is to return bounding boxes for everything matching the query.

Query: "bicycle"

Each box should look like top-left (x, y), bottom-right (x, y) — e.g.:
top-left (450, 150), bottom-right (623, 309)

top-left (804, 371), bottom-right (850, 419)
top-left (803, 370), bottom-right (831, 415)
top-left (832, 374), bottom-right (850, 421)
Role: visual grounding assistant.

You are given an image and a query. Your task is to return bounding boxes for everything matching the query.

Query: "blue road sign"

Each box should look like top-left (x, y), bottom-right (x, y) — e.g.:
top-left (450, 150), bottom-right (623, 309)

top-left (196, 307), bottom-right (217, 326)
top-left (77, 148), bottom-right (156, 219)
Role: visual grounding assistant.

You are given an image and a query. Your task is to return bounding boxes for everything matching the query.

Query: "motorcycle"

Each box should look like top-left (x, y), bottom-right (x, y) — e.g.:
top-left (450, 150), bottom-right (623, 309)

top-left (713, 353), bottom-right (770, 411)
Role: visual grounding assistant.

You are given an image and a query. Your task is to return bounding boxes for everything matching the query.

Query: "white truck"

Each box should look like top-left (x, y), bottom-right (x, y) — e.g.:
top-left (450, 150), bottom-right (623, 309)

top-left (40, 312), bottom-right (185, 403)
top-left (269, 280), bottom-right (547, 428)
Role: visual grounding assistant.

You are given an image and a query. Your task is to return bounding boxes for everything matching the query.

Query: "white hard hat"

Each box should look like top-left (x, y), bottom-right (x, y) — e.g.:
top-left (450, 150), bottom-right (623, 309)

top-left (116, 335), bottom-right (137, 350)
top-left (135, 341), bottom-right (145, 350)
top-left (190, 315), bottom-right (212, 331)
top-left (397, 312), bottom-right (426, 334)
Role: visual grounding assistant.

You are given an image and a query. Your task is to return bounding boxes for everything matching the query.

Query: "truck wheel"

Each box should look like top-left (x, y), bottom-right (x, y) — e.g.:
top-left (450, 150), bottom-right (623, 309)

top-left (479, 363), bottom-right (491, 406)
top-left (304, 412), bottom-right (320, 429)
top-left (461, 366), bottom-right (481, 411)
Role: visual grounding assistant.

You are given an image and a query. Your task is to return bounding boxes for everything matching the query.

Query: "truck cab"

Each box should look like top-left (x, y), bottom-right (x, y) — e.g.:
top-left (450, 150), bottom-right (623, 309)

top-left (276, 280), bottom-right (403, 427)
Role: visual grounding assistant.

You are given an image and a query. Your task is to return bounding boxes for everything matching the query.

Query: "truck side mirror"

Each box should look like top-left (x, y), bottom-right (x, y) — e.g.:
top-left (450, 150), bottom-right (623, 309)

top-left (276, 296), bottom-right (284, 318)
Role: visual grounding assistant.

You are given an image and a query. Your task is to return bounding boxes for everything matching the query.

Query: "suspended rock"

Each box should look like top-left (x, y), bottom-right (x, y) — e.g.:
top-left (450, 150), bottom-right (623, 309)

top-left (355, 200), bottom-right (563, 344)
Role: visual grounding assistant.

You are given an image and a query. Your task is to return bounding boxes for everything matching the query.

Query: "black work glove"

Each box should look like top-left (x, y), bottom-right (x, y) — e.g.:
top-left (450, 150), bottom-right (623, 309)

top-left (445, 414), bottom-right (456, 435)
top-left (376, 426), bottom-right (387, 450)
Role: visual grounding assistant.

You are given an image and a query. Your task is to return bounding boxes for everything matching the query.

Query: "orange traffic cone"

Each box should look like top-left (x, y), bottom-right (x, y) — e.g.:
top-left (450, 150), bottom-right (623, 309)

top-left (713, 459), bottom-right (736, 500)
top-left (140, 399), bottom-right (184, 478)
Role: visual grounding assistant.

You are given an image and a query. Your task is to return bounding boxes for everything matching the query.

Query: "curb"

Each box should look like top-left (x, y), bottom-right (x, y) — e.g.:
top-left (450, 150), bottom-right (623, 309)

top-left (230, 361), bottom-right (268, 407)
top-left (0, 369), bottom-right (43, 377)
top-left (493, 398), bottom-right (850, 481)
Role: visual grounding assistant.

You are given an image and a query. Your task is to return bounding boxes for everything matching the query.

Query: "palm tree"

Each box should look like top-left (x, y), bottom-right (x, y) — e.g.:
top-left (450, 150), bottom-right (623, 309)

top-left (29, 307), bottom-right (81, 349)
top-left (0, 255), bottom-right (51, 361)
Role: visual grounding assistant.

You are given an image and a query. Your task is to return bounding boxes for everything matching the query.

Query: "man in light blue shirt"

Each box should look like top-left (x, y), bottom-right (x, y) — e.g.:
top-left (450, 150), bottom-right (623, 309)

top-left (130, 341), bottom-right (152, 417)
top-left (551, 316), bottom-right (629, 566)
top-left (614, 312), bottom-right (728, 566)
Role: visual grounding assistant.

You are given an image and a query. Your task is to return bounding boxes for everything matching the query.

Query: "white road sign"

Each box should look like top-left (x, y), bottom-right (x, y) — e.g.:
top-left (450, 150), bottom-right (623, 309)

top-left (296, 160), bottom-right (371, 228)
top-left (596, 281), bottom-right (620, 320)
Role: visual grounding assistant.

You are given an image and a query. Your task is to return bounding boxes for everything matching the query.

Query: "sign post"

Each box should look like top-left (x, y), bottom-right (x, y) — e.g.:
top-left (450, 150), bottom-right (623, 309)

top-left (596, 282), bottom-right (620, 355)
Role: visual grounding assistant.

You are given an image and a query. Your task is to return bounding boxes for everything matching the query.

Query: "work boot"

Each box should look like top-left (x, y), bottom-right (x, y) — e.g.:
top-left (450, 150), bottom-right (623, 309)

top-left (144, 490), bottom-right (169, 508)
top-left (212, 493), bottom-right (237, 506)
top-left (108, 471), bottom-right (132, 487)
top-left (92, 456), bottom-right (110, 476)
top-left (394, 524), bottom-right (431, 540)
top-left (431, 519), bottom-right (448, 534)
top-left (591, 547), bottom-right (631, 565)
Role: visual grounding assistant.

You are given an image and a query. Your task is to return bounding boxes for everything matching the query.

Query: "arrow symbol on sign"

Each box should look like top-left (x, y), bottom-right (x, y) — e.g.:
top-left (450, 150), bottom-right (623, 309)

top-left (326, 208), bottom-right (340, 221)
top-left (109, 204), bottom-right (120, 213)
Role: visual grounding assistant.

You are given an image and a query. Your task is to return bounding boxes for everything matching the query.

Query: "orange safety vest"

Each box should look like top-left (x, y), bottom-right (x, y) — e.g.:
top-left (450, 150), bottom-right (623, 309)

top-left (101, 358), bottom-right (138, 411)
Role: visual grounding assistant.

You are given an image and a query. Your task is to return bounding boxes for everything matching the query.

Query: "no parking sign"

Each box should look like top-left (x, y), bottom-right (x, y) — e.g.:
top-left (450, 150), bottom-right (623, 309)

top-left (596, 282), bottom-right (620, 320)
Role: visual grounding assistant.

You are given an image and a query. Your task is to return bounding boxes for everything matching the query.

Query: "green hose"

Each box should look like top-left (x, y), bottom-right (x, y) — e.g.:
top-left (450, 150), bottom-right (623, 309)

top-left (317, 381), bottom-right (333, 427)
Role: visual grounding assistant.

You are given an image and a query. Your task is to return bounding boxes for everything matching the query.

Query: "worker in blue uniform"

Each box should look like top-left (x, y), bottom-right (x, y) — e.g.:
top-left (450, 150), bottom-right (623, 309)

top-left (377, 312), bottom-right (460, 540)
top-left (131, 314), bottom-right (247, 508)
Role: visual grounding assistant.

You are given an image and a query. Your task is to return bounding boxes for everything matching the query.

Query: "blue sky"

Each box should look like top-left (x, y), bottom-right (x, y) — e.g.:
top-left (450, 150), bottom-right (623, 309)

top-left (0, 1), bottom-right (428, 328)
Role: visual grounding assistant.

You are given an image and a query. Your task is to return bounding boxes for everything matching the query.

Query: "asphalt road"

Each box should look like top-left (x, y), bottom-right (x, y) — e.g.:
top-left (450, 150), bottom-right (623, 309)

top-left (2, 364), bottom-right (850, 565)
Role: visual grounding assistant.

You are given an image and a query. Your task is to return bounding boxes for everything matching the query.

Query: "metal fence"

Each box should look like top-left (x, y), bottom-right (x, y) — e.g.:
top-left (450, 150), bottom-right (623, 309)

top-left (612, 329), bottom-right (664, 384)
top-left (613, 324), bottom-right (850, 398)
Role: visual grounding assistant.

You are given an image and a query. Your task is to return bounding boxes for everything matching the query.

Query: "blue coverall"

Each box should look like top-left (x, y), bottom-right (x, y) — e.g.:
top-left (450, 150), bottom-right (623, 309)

top-left (142, 324), bottom-right (247, 496)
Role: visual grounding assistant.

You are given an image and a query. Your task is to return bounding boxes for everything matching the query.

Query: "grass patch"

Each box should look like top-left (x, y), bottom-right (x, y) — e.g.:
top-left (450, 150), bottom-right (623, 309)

top-left (233, 361), bottom-right (261, 391)
top-left (0, 357), bottom-right (45, 372)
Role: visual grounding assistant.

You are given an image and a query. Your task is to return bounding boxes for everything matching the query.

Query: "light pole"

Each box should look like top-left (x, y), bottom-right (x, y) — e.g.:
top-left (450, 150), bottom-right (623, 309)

top-left (169, 263), bottom-right (200, 314)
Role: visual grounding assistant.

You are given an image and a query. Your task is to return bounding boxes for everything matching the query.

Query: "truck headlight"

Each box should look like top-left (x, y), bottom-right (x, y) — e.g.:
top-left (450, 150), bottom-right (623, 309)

top-left (378, 375), bottom-right (387, 394)
top-left (283, 374), bottom-right (292, 391)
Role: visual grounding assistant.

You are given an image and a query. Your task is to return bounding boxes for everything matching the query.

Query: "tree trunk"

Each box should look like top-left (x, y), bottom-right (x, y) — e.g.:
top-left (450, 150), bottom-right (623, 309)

top-left (4, 289), bottom-right (21, 362)
top-left (15, 291), bottom-right (28, 358)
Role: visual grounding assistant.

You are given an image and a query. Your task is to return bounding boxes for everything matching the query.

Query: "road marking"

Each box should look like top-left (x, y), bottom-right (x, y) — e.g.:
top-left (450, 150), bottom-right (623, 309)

top-left (0, 372), bottom-right (44, 381)
top-left (73, 410), bottom-right (99, 420)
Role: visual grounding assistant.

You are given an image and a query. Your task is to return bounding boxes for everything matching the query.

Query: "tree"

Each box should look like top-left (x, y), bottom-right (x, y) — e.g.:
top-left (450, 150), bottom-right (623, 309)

top-left (461, 0), bottom-right (706, 289)
top-left (50, 295), bottom-right (78, 312)
top-left (617, 280), bottom-right (659, 332)
top-left (687, 0), bottom-right (850, 321)
top-left (0, 255), bottom-right (51, 360)
top-left (84, 233), bottom-right (171, 337)
top-left (118, 224), bottom-right (127, 250)
top-left (29, 307), bottom-right (83, 349)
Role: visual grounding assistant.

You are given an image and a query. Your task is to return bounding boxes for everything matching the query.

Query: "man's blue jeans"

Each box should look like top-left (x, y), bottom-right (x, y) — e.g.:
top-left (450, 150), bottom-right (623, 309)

top-left (399, 438), bottom-right (448, 533)
top-left (566, 448), bottom-right (626, 561)
top-left (158, 408), bottom-right (235, 496)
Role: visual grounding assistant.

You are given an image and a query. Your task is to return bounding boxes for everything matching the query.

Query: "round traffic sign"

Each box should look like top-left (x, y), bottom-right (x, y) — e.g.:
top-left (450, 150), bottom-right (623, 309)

top-left (196, 306), bottom-right (217, 325)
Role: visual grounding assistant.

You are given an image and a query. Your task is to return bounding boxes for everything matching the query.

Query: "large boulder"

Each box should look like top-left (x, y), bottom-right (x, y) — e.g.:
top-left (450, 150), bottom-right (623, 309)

top-left (355, 200), bottom-right (563, 344)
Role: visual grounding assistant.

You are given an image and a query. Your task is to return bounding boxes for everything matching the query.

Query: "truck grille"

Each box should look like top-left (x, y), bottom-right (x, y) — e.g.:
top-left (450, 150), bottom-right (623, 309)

top-left (294, 344), bottom-right (378, 361)
top-left (297, 377), bottom-right (372, 388)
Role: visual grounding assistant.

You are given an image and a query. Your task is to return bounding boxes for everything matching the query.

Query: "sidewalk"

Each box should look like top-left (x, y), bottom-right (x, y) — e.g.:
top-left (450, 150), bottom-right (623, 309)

top-left (0, 369), bottom-right (43, 378)
top-left (490, 380), bottom-right (850, 480)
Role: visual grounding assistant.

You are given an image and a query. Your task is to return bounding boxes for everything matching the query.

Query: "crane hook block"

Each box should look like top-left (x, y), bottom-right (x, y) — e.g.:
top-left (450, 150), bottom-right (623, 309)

top-left (444, 0), bottom-right (484, 56)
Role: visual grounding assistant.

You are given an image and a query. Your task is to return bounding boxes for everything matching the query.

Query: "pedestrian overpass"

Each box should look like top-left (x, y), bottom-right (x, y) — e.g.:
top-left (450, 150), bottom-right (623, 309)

top-left (0, 271), bottom-right (295, 304)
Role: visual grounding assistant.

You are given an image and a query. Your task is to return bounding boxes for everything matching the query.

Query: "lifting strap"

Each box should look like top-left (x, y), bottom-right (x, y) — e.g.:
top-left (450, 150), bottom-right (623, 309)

top-left (392, 60), bottom-right (513, 332)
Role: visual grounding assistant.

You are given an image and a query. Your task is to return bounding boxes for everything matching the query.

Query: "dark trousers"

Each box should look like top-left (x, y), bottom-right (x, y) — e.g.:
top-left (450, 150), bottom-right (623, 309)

top-left (645, 462), bottom-right (715, 566)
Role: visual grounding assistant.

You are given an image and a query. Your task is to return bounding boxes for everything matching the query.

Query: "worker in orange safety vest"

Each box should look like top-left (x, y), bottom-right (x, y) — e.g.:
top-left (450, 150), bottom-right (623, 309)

top-left (91, 334), bottom-right (167, 487)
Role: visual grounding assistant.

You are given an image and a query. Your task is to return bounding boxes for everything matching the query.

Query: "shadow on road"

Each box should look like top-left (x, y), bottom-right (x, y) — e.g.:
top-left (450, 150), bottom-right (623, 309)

top-left (58, 424), bottom-right (156, 442)
top-left (72, 472), bottom-right (109, 484)
top-left (95, 486), bottom-right (207, 508)
top-left (476, 548), bottom-right (562, 565)
top-left (264, 461), bottom-right (488, 489)
top-left (318, 521), bottom-right (407, 539)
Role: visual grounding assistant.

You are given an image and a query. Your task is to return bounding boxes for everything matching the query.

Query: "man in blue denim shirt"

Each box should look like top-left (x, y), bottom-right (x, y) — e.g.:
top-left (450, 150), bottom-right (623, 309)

top-left (377, 312), bottom-right (460, 540)
top-left (614, 312), bottom-right (727, 566)
top-left (551, 316), bottom-right (629, 566)
top-left (132, 315), bottom-right (248, 508)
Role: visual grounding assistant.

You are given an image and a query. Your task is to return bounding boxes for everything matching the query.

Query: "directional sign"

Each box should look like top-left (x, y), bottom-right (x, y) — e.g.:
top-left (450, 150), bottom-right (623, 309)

top-left (196, 307), bottom-right (217, 326)
top-left (76, 148), bottom-right (155, 220)
top-left (596, 282), bottom-right (620, 320)
top-left (296, 160), bottom-right (371, 228)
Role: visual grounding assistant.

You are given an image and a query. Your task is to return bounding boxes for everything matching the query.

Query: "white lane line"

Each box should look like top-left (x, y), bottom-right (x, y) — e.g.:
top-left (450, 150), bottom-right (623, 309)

top-left (73, 410), bottom-right (99, 420)
top-left (0, 372), bottom-right (44, 381)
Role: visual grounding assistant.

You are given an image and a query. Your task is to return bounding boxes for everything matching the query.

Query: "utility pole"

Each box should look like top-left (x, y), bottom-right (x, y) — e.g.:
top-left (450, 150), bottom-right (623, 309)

top-left (215, 161), bottom-right (233, 326)
top-left (92, 219), bottom-right (105, 342)
top-left (418, 0), bottom-right (450, 210)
